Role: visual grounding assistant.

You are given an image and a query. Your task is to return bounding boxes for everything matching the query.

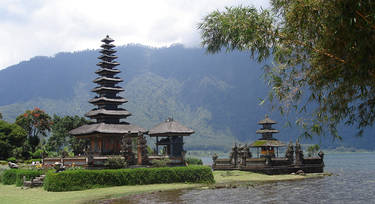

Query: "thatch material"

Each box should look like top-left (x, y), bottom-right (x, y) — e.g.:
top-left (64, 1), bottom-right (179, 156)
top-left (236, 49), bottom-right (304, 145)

top-left (148, 118), bottom-right (194, 137)
top-left (95, 68), bottom-right (121, 75)
top-left (256, 129), bottom-right (279, 134)
top-left (85, 109), bottom-right (131, 117)
top-left (92, 86), bottom-right (124, 93)
top-left (93, 76), bottom-right (123, 83)
top-left (258, 115), bottom-right (277, 124)
top-left (249, 140), bottom-right (286, 147)
top-left (69, 123), bottom-right (146, 136)
top-left (89, 97), bottom-right (127, 104)
top-left (101, 35), bottom-right (114, 43)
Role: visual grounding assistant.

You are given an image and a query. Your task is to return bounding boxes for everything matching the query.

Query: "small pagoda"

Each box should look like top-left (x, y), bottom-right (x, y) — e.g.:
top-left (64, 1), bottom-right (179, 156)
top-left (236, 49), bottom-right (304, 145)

top-left (148, 117), bottom-right (194, 162)
top-left (70, 35), bottom-right (146, 157)
top-left (250, 115), bottom-right (286, 157)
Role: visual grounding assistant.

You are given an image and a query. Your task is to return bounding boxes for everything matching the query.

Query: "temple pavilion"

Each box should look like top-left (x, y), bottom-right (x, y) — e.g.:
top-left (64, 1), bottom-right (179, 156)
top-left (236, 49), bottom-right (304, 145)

top-left (250, 115), bottom-right (286, 157)
top-left (148, 117), bottom-right (194, 160)
top-left (69, 35), bottom-right (146, 156)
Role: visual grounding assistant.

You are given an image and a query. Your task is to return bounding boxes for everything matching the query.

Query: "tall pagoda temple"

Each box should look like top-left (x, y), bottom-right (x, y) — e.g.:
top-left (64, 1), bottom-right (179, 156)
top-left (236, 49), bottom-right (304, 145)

top-left (250, 115), bottom-right (286, 157)
top-left (70, 35), bottom-right (146, 156)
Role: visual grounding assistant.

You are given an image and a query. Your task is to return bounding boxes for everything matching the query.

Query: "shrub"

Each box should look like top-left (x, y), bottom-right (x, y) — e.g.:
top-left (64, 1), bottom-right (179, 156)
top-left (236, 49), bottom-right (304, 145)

top-left (105, 157), bottom-right (127, 169)
top-left (186, 157), bottom-right (203, 165)
top-left (43, 166), bottom-right (214, 192)
top-left (24, 159), bottom-right (42, 164)
top-left (1, 169), bottom-right (43, 186)
top-left (2, 169), bottom-right (18, 184)
top-left (7, 157), bottom-right (17, 163)
top-left (150, 158), bottom-right (170, 167)
top-left (15, 169), bottom-right (43, 186)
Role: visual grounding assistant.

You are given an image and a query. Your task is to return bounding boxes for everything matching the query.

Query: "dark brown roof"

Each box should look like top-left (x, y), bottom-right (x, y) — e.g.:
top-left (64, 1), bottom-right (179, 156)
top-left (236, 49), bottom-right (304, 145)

top-left (92, 86), bottom-right (124, 93)
top-left (95, 68), bottom-right (121, 75)
top-left (93, 76), bottom-right (123, 83)
top-left (249, 140), bottom-right (286, 147)
top-left (89, 97), bottom-right (128, 104)
top-left (258, 115), bottom-right (277, 124)
top-left (96, 61), bottom-right (120, 68)
top-left (256, 129), bottom-right (279, 134)
top-left (98, 54), bottom-right (117, 61)
top-left (148, 118), bottom-right (194, 136)
top-left (101, 35), bottom-right (114, 43)
top-left (100, 43), bottom-right (115, 49)
top-left (69, 123), bottom-right (146, 136)
top-left (85, 109), bottom-right (131, 117)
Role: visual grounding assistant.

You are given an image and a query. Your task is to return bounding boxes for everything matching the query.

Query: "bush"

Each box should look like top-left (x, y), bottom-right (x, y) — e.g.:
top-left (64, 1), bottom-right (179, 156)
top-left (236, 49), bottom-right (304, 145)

top-left (2, 169), bottom-right (18, 184)
top-left (7, 157), bottom-right (17, 163)
top-left (105, 157), bottom-right (127, 169)
top-left (1, 169), bottom-right (43, 186)
top-left (15, 169), bottom-right (43, 186)
top-left (43, 166), bottom-right (214, 192)
top-left (185, 157), bottom-right (203, 165)
top-left (150, 158), bottom-right (170, 167)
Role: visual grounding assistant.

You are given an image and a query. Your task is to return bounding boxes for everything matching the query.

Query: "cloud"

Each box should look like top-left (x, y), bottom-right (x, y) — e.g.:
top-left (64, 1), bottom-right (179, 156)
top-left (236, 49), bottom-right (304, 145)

top-left (0, 0), bottom-right (269, 69)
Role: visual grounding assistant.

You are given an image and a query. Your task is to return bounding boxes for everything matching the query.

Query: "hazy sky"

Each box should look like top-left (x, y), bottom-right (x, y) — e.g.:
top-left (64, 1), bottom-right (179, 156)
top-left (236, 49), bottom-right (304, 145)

top-left (0, 0), bottom-right (269, 69)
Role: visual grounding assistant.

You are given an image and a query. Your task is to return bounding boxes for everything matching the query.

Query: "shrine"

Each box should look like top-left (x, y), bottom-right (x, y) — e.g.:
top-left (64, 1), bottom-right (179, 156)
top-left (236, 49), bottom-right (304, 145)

top-left (212, 115), bottom-right (325, 174)
top-left (69, 35), bottom-right (147, 165)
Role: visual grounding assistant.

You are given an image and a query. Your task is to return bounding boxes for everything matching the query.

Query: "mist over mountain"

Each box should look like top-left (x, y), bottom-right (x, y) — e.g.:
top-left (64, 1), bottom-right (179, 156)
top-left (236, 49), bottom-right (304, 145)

top-left (0, 44), bottom-right (373, 151)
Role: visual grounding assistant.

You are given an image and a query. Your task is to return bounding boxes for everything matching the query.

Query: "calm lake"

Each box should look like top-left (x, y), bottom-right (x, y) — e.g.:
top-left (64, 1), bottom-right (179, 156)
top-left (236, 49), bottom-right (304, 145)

top-left (104, 153), bottom-right (375, 203)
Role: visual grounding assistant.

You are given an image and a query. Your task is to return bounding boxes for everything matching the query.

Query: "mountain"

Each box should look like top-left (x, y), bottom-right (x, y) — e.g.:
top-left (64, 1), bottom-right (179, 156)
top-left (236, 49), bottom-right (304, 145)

top-left (0, 44), bottom-right (374, 151)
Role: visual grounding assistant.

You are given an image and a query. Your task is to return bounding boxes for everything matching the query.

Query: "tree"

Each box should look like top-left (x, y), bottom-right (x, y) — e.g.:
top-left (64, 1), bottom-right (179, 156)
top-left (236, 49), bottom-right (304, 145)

top-left (46, 115), bottom-right (88, 155)
top-left (0, 120), bottom-right (27, 160)
top-left (0, 112), bottom-right (3, 120)
top-left (199, 1), bottom-right (375, 139)
top-left (15, 107), bottom-right (52, 152)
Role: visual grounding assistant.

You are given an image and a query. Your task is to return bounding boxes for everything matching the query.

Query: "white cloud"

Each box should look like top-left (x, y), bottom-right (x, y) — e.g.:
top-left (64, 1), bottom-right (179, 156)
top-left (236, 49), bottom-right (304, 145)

top-left (0, 0), bottom-right (269, 69)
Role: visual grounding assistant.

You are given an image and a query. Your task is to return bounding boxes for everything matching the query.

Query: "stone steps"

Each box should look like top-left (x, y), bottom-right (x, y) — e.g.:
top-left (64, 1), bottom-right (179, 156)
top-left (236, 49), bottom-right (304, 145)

top-left (23, 174), bottom-right (45, 188)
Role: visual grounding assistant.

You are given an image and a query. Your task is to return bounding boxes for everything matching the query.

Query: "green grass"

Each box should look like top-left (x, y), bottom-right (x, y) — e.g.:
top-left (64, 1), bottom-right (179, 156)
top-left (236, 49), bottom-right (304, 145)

top-left (0, 183), bottom-right (201, 204)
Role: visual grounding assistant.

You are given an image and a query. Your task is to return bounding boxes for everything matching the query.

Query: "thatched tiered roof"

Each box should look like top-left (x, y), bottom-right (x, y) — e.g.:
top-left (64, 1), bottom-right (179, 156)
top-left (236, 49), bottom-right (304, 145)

top-left (148, 118), bottom-right (194, 137)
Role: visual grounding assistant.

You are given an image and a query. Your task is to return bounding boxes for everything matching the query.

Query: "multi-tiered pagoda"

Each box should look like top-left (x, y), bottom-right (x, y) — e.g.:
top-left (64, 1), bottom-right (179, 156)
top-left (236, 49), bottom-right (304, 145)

top-left (250, 115), bottom-right (286, 157)
top-left (70, 35), bottom-right (146, 156)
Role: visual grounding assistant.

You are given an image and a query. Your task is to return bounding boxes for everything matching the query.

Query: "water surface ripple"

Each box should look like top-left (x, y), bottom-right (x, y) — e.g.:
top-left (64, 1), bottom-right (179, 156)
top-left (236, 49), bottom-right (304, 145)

top-left (109, 153), bottom-right (375, 204)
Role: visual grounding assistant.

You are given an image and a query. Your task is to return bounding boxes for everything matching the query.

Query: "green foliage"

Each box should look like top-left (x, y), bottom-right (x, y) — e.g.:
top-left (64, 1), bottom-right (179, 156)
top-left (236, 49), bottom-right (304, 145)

top-left (199, 1), bottom-right (375, 139)
top-left (15, 108), bottom-right (52, 152)
top-left (46, 115), bottom-right (88, 155)
top-left (6, 157), bottom-right (16, 163)
top-left (43, 166), bottom-right (214, 192)
top-left (185, 157), bottom-right (203, 165)
top-left (0, 120), bottom-right (27, 160)
top-left (307, 144), bottom-right (320, 157)
top-left (0, 112), bottom-right (2, 120)
top-left (1, 169), bottom-right (43, 186)
top-left (2, 169), bottom-right (18, 184)
top-left (150, 158), bottom-right (171, 167)
top-left (105, 157), bottom-right (128, 169)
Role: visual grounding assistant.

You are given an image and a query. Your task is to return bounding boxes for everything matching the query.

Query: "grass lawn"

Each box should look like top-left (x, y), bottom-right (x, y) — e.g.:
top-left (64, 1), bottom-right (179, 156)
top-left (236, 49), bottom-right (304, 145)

top-left (0, 183), bottom-right (201, 204)
top-left (0, 170), bottom-right (329, 204)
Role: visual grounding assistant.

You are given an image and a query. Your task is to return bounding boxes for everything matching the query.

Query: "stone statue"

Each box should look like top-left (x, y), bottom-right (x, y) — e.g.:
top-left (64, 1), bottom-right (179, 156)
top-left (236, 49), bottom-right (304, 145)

top-left (285, 141), bottom-right (294, 162)
top-left (229, 143), bottom-right (239, 167)
top-left (295, 141), bottom-right (304, 165)
top-left (138, 131), bottom-right (149, 165)
top-left (121, 132), bottom-right (135, 165)
top-left (212, 153), bottom-right (218, 166)
top-left (8, 162), bottom-right (18, 169)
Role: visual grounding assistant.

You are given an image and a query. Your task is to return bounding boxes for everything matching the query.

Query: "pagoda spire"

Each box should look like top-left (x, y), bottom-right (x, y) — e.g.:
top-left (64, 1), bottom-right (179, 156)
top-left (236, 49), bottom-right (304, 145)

top-left (256, 115), bottom-right (279, 140)
top-left (85, 35), bottom-right (131, 124)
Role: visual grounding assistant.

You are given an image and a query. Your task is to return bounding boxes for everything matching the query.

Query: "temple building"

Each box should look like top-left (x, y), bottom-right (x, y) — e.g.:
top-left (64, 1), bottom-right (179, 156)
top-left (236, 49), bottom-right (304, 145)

top-left (69, 35), bottom-right (146, 156)
top-left (250, 115), bottom-right (286, 157)
top-left (149, 117), bottom-right (194, 162)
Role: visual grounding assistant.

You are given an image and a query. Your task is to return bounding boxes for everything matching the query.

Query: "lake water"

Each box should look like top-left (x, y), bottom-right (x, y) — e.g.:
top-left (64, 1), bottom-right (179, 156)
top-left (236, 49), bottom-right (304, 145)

top-left (104, 153), bottom-right (375, 203)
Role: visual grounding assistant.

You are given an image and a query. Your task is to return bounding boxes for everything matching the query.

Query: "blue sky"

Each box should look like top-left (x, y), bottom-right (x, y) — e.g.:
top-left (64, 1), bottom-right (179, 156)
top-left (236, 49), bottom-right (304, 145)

top-left (0, 0), bottom-right (269, 70)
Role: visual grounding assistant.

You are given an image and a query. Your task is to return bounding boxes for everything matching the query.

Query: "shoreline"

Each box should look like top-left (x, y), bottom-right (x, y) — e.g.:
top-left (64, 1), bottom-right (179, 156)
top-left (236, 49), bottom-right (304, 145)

top-left (0, 170), bottom-right (331, 204)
